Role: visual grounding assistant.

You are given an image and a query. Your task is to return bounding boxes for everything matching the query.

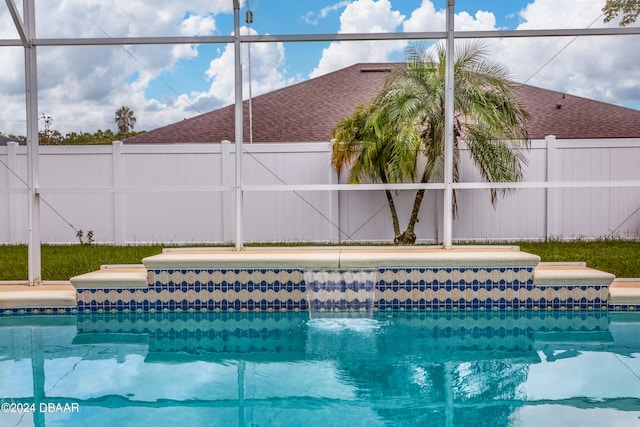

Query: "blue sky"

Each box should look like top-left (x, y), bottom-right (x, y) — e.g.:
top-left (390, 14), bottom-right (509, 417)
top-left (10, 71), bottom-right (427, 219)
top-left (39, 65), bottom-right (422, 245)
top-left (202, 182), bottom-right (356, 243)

top-left (144, 0), bottom-right (533, 102)
top-left (0, 0), bottom-right (638, 135)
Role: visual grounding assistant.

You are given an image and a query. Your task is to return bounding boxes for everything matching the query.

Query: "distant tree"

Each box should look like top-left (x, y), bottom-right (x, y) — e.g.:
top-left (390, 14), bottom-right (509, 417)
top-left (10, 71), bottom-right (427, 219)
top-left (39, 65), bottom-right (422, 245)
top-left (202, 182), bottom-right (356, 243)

top-left (115, 106), bottom-right (137, 136)
top-left (87, 129), bottom-right (117, 144)
top-left (64, 129), bottom-right (118, 145)
top-left (63, 131), bottom-right (90, 145)
top-left (39, 113), bottom-right (64, 145)
top-left (39, 129), bottom-right (64, 145)
top-left (41, 113), bottom-right (52, 133)
top-left (603, 0), bottom-right (640, 26)
top-left (4, 108), bottom-right (142, 145)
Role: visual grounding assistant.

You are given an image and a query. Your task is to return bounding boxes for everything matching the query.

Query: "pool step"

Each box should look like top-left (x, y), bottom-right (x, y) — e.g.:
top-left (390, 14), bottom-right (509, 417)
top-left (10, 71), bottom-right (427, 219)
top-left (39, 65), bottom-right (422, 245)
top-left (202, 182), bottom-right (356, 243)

top-left (609, 279), bottom-right (640, 305)
top-left (0, 282), bottom-right (77, 309)
top-left (533, 262), bottom-right (616, 286)
top-left (69, 265), bottom-right (148, 289)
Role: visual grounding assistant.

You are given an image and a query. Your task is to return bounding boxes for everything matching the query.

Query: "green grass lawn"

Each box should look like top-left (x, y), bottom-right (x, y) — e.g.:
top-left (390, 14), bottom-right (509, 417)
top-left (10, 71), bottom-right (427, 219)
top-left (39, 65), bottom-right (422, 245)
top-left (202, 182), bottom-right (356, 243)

top-left (0, 244), bottom-right (168, 281)
top-left (517, 239), bottom-right (640, 278)
top-left (0, 240), bottom-right (639, 281)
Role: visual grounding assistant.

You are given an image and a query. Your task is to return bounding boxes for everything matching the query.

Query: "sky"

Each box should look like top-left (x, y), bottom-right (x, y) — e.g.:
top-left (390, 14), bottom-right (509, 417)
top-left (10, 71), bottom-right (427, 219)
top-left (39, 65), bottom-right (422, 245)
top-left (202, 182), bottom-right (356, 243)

top-left (0, 0), bottom-right (639, 136)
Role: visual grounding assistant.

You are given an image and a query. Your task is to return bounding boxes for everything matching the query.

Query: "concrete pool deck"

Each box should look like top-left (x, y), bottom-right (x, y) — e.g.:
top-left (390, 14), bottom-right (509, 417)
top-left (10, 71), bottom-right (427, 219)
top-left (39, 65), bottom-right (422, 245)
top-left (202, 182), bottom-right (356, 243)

top-left (0, 282), bottom-right (76, 309)
top-left (1, 247), bottom-right (638, 312)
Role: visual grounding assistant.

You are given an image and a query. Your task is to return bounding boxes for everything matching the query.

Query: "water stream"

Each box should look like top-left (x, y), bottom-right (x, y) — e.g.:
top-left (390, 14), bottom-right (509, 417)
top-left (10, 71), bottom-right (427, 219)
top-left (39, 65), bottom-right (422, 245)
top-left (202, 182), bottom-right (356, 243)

top-left (304, 270), bottom-right (377, 319)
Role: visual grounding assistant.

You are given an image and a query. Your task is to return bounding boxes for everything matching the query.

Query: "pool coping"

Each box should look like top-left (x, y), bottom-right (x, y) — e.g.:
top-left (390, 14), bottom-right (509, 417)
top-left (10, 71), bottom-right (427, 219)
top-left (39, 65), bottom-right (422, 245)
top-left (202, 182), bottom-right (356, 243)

top-left (68, 264), bottom-right (148, 289)
top-left (0, 282), bottom-right (77, 309)
top-left (2, 247), bottom-right (637, 312)
top-left (141, 246), bottom-right (541, 269)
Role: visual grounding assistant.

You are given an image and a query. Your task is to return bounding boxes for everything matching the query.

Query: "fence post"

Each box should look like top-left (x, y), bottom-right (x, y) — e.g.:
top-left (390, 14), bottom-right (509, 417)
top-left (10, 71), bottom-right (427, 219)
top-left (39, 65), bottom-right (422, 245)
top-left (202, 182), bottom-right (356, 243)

top-left (221, 140), bottom-right (233, 243)
top-left (327, 141), bottom-right (341, 243)
top-left (7, 141), bottom-right (20, 243)
top-left (112, 141), bottom-right (124, 244)
top-left (545, 135), bottom-right (559, 239)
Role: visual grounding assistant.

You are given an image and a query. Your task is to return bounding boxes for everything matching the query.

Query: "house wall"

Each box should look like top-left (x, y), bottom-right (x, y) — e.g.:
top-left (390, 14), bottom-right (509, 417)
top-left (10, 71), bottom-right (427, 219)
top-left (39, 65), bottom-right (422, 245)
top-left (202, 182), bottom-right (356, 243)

top-left (1, 138), bottom-right (639, 244)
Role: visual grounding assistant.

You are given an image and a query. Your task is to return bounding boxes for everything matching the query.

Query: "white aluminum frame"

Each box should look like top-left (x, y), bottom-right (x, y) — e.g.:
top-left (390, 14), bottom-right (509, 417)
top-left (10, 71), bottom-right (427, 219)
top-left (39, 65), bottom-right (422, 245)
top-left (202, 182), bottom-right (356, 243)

top-left (3, 0), bottom-right (640, 283)
top-left (443, 0), bottom-right (455, 249)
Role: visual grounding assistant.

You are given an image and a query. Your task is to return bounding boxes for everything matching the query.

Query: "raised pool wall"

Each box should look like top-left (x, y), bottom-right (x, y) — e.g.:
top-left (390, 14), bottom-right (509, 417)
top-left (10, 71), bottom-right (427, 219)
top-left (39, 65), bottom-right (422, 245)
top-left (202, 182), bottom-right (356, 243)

top-left (68, 247), bottom-right (620, 313)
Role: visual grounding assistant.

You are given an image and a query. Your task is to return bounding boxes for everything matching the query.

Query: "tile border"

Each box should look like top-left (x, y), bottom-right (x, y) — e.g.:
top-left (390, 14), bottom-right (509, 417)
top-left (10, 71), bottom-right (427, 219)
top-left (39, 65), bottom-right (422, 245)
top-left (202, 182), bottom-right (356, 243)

top-left (69, 266), bottom-right (617, 313)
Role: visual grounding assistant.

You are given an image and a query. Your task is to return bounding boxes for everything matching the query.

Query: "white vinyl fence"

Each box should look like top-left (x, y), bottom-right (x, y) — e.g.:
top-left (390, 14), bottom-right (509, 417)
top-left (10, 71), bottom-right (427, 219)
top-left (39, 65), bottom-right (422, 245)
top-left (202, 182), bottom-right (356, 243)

top-left (1, 137), bottom-right (639, 244)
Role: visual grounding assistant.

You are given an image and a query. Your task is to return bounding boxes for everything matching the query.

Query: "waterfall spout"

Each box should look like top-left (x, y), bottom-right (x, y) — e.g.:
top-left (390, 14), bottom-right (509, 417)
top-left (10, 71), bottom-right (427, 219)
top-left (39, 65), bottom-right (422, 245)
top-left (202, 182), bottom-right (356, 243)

top-left (304, 270), bottom-right (377, 319)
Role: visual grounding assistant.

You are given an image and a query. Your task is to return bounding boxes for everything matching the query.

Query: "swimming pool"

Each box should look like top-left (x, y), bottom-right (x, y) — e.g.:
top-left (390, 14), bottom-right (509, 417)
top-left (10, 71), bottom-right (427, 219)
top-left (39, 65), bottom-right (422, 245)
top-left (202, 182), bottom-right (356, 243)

top-left (1, 310), bottom-right (639, 426)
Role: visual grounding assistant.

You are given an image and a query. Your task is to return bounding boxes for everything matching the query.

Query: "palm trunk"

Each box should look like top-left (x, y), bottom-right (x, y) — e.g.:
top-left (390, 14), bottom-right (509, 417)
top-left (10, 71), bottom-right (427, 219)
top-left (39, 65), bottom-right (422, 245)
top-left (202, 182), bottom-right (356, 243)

top-left (397, 166), bottom-right (431, 245)
top-left (403, 188), bottom-right (425, 242)
top-left (379, 167), bottom-right (401, 240)
top-left (385, 189), bottom-right (401, 240)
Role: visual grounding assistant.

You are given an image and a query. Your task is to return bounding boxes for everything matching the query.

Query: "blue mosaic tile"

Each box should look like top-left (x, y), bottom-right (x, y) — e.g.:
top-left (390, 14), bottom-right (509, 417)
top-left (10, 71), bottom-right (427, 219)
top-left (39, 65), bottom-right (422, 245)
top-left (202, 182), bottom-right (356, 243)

top-left (68, 265), bottom-right (611, 313)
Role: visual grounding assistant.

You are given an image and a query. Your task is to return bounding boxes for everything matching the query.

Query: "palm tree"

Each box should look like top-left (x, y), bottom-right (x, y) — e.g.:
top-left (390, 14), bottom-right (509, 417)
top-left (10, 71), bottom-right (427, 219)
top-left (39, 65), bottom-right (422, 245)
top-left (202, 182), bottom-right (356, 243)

top-left (115, 106), bottom-right (137, 136)
top-left (332, 41), bottom-right (530, 244)
top-left (332, 104), bottom-right (402, 239)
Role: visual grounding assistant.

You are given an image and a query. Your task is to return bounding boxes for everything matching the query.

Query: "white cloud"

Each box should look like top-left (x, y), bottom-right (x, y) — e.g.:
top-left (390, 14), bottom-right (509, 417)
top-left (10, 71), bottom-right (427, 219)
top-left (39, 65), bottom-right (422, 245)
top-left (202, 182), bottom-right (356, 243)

top-left (456, 10), bottom-right (497, 31)
top-left (180, 14), bottom-right (217, 36)
top-left (320, 1), bottom-right (352, 19)
top-left (112, 24), bottom-right (293, 131)
top-left (403, 1), bottom-right (497, 32)
top-left (0, 0), bottom-right (290, 135)
top-left (195, 26), bottom-right (292, 110)
top-left (41, 0), bottom-right (234, 38)
top-left (403, 0), bottom-right (640, 109)
top-left (490, 0), bottom-right (640, 106)
top-left (309, 0), bottom-right (498, 80)
top-left (516, 0), bottom-right (599, 29)
top-left (401, 2), bottom-right (500, 66)
top-left (303, 1), bottom-right (351, 25)
top-left (309, 0), bottom-right (406, 78)
top-left (0, 1), bottom-right (232, 135)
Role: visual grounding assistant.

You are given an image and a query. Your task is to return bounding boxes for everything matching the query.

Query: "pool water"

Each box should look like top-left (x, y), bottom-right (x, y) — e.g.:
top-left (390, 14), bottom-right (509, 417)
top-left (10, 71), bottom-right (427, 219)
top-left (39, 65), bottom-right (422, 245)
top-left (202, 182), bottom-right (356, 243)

top-left (1, 310), bottom-right (639, 426)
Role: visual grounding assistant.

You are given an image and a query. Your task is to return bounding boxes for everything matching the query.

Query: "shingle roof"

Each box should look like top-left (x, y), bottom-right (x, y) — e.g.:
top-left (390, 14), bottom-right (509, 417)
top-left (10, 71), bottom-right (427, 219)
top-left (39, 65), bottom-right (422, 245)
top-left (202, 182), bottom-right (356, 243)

top-left (125, 63), bottom-right (640, 144)
top-left (515, 84), bottom-right (640, 139)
